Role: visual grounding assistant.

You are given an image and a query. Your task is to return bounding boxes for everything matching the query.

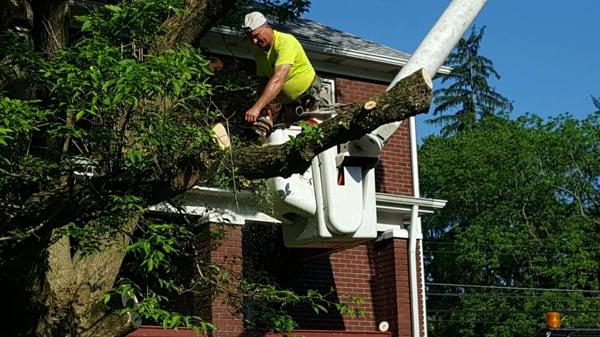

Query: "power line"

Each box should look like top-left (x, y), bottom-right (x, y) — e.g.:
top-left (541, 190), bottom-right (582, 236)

top-left (423, 249), bottom-right (600, 256)
top-left (427, 292), bottom-right (600, 300)
top-left (427, 308), bottom-right (600, 314)
top-left (426, 318), bottom-right (532, 326)
top-left (426, 282), bottom-right (600, 294)
top-left (423, 241), bottom-right (600, 251)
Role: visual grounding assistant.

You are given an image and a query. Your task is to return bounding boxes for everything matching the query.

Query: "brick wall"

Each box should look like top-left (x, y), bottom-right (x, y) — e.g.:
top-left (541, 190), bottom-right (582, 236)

top-left (333, 75), bottom-right (413, 196)
top-left (372, 239), bottom-right (412, 337)
top-left (209, 224), bottom-right (245, 337)
top-left (282, 245), bottom-right (376, 331)
top-left (282, 237), bottom-right (421, 337)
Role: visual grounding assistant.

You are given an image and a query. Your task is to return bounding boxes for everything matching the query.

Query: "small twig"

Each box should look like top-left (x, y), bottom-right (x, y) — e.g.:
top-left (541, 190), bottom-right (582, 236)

top-left (0, 221), bottom-right (46, 243)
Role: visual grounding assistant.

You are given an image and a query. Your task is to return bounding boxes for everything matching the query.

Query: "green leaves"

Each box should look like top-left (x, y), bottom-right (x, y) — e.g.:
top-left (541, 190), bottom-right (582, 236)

top-left (0, 96), bottom-right (59, 228)
top-left (241, 278), bottom-right (365, 333)
top-left (104, 282), bottom-right (216, 336)
top-left (421, 114), bottom-right (600, 337)
top-left (0, 97), bottom-right (48, 146)
top-left (127, 221), bottom-right (190, 273)
top-left (39, 35), bottom-right (217, 178)
top-left (0, 1), bottom-right (348, 335)
top-left (75, 0), bottom-right (185, 47)
top-left (287, 120), bottom-right (324, 151)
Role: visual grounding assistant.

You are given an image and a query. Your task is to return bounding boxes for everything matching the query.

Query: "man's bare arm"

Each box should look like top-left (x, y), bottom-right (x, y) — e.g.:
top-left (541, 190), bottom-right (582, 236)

top-left (245, 64), bottom-right (291, 123)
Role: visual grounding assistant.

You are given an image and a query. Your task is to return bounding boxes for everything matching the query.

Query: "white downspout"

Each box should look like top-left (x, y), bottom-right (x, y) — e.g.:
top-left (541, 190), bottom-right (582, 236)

top-left (409, 120), bottom-right (429, 337)
top-left (419, 232), bottom-right (428, 337)
top-left (408, 116), bottom-right (421, 337)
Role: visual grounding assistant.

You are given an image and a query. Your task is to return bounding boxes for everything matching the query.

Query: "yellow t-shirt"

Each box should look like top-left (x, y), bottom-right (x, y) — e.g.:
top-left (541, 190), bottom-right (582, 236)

top-left (254, 30), bottom-right (316, 103)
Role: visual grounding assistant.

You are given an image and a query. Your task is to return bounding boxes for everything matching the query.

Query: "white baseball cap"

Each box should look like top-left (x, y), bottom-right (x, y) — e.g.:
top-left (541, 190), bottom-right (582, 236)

top-left (243, 11), bottom-right (267, 31)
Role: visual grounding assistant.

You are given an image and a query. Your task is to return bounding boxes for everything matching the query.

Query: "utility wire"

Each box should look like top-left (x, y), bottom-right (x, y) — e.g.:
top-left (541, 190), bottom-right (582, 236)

top-left (427, 318), bottom-right (539, 326)
top-left (424, 249), bottom-right (600, 255)
top-left (427, 308), bottom-right (600, 314)
top-left (426, 282), bottom-right (600, 294)
top-left (427, 292), bottom-right (600, 300)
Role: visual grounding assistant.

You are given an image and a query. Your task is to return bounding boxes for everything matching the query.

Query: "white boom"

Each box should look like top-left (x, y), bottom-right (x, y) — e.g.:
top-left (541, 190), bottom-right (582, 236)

top-left (371, 0), bottom-right (488, 146)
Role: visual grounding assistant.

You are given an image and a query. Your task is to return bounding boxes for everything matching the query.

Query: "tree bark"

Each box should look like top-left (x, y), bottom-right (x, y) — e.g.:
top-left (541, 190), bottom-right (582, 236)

top-left (30, 0), bottom-right (69, 59)
top-left (231, 69), bottom-right (433, 179)
top-left (154, 0), bottom-right (236, 53)
top-left (35, 217), bottom-right (139, 337)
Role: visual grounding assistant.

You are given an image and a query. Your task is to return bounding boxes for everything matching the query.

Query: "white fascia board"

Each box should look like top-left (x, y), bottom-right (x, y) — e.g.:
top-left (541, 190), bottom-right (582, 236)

top-left (149, 186), bottom-right (281, 225)
top-left (375, 193), bottom-right (446, 235)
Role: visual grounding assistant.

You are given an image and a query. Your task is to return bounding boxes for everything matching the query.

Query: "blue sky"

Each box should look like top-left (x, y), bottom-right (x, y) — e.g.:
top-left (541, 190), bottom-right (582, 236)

top-left (304, 0), bottom-right (600, 139)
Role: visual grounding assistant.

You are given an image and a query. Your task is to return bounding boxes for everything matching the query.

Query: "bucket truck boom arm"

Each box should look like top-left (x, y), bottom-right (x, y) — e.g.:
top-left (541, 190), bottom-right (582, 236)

top-left (349, 0), bottom-right (488, 159)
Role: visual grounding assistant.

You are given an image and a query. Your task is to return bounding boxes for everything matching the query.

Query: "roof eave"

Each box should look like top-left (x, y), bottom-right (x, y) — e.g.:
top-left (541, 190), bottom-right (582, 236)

top-left (207, 26), bottom-right (451, 78)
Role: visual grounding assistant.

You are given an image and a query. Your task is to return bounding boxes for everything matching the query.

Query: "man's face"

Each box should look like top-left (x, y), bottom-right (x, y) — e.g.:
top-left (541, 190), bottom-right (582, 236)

top-left (248, 25), bottom-right (272, 49)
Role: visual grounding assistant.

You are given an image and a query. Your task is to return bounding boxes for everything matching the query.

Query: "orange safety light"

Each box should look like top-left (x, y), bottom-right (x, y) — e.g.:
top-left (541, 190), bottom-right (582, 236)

top-left (546, 311), bottom-right (561, 329)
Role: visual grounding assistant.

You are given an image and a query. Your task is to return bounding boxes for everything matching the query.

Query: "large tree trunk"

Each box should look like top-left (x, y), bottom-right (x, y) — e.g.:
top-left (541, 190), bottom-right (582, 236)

top-left (30, 0), bottom-right (69, 58)
top-left (154, 0), bottom-right (236, 52)
top-left (34, 217), bottom-right (139, 337)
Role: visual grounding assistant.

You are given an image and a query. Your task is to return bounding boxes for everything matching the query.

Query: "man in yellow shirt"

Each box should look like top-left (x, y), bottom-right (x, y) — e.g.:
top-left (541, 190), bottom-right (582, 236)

top-left (242, 11), bottom-right (322, 137)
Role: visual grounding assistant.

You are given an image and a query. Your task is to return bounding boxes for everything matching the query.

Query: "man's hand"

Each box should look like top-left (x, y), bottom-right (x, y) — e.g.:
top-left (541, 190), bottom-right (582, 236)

top-left (245, 64), bottom-right (291, 124)
top-left (245, 106), bottom-right (262, 123)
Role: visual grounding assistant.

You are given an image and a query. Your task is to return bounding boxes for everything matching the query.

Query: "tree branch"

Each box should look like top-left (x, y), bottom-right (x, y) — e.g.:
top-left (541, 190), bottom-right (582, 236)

top-left (7, 69), bottom-right (432, 236)
top-left (230, 69), bottom-right (433, 179)
top-left (0, 221), bottom-right (46, 243)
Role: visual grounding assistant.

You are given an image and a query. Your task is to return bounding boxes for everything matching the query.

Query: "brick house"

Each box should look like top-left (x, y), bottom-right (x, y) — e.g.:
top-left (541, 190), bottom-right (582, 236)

top-left (130, 17), bottom-right (447, 337)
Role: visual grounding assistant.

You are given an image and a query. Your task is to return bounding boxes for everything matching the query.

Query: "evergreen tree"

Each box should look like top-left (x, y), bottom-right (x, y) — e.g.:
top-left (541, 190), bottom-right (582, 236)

top-left (429, 26), bottom-right (512, 135)
top-left (592, 95), bottom-right (600, 112)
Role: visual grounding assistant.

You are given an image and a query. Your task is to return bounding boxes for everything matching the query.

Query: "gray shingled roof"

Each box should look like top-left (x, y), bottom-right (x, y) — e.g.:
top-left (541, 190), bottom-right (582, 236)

top-left (272, 18), bottom-right (411, 65)
top-left (205, 17), bottom-right (426, 81)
